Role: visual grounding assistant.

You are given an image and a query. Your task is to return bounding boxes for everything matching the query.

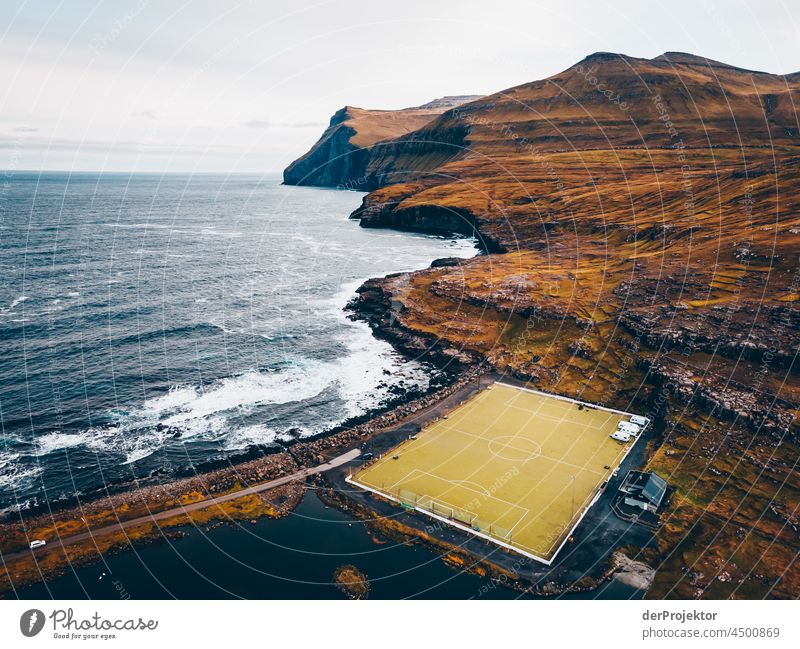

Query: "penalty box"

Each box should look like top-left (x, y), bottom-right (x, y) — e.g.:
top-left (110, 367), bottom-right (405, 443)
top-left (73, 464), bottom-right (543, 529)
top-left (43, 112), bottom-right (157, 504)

top-left (348, 382), bottom-right (648, 564)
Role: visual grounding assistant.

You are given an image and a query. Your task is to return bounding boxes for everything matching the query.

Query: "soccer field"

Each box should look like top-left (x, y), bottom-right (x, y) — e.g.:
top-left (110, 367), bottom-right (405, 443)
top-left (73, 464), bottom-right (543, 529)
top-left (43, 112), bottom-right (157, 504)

top-left (349, 382), bottom-right (644, 563)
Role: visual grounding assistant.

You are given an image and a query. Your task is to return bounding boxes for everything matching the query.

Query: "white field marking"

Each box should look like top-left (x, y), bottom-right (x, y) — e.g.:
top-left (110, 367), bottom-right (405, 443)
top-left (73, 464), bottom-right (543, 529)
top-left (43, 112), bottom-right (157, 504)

top-left (413, 469), bottom-right (531, 516)
top-left (345, 475), bottom-right (555, 565)
top-left (510, 438), bottom-right (629, 544)
top-left (495, 382), bottom-right (637, 417)
top-left (416, 495), bottom-right (479, 522)
top-left (505, 454), bottom-right (616, 536)
top-left (353, 384), bottom-right (650, 563)
top-left (504, 382), bottom-right (633, 514)
top-left (503, 402), bottom-right (619, 430)
top-left (399, 419), bottom-right (544, 460)
top-left (387, 467), bottom-right (531, 529)
top-left (385, 468), bottom-right (414, 493)
top-left (486, 436), bottom-right (542, 463)
top-left (538, 419), bottom-right (651, 557)
top-left (545, 488), bottom-right (605, 560)
top-left (509, 469), bottom-right (600, 537)
top-left (442, 425), bottom-right (607, 477)
top-left (450, 479), bottom-right (491, 496)
top-left (377, 396), bottom-right (617, 541)
top-left (483, 382), bottom-right (649, 556)
top-left (436, 398), bottom-right (616, 441)
top-left (483, 390), bottom-right (618, 499)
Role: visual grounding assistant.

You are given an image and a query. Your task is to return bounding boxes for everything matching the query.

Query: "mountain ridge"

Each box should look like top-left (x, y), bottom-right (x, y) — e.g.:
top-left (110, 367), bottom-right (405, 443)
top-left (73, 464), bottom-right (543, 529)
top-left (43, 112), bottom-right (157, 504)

top-left (287, 52), bottom-right (799, 191)
top-left (287, 51), bottom-right (800, 598)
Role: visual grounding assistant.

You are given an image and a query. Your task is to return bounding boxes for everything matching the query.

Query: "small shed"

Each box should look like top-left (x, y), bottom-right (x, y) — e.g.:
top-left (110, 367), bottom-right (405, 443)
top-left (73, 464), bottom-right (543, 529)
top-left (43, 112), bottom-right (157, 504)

top-left (612, 470), bottom-right (669, 528)
top-left (622, 472), bottom-right (667, 512)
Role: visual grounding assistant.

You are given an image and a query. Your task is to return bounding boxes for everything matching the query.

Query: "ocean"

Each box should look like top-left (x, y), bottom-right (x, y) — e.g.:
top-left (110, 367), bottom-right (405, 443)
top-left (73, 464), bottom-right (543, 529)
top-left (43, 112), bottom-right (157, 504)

top-left (0, 172), bottom-right (476, 512)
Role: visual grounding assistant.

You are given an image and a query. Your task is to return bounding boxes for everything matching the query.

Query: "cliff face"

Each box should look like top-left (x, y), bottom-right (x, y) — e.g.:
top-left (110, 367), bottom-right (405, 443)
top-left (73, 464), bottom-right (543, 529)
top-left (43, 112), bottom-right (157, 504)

top-left (296, 52), bottom-right (800, 598)
top-left (282, 96), bottom-right (481, 189)
top-left (288, 52), bottom-right (800, 191)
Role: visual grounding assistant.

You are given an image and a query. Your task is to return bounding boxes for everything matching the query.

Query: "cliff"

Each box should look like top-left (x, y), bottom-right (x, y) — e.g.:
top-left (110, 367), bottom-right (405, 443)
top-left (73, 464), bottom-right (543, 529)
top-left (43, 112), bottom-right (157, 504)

top-left (282, 96), bottom-right (481, 189)
top-left (289, 52), bottom-right (799, 191)
top-left (295, 51), bottom-right (800, 598)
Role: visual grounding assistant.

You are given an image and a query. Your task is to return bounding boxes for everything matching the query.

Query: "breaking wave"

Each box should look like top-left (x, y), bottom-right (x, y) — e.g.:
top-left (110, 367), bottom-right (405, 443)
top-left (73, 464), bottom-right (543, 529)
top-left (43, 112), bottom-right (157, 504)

top-left (0, 173), bottom-right (477, 505)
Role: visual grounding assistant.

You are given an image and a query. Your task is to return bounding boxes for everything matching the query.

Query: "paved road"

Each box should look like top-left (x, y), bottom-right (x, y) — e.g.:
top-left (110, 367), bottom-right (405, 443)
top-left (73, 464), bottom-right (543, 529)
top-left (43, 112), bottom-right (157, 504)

top-left (2, 448), bottom-right (361, 564)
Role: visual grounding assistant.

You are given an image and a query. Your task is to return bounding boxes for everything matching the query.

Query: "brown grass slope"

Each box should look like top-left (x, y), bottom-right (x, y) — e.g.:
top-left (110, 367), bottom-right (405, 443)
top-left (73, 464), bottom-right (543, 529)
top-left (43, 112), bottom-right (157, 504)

top-left (339, 52), bottom-right (800, 598)
top-left (356, 51), bottom-right (800, 187)
top-left (283, 96), bottom-right (481, 187)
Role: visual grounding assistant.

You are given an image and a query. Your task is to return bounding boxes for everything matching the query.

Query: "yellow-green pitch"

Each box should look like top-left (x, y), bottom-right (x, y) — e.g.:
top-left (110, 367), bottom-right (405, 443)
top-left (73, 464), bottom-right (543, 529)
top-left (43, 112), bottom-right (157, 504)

top-left (350, 383), bottom-right (638, 563)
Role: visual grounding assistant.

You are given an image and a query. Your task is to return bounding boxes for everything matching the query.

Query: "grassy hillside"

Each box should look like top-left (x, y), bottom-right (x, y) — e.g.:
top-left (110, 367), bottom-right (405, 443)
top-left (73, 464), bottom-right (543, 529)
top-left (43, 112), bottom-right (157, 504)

top-left (302, 51), bottom-right (800, 598)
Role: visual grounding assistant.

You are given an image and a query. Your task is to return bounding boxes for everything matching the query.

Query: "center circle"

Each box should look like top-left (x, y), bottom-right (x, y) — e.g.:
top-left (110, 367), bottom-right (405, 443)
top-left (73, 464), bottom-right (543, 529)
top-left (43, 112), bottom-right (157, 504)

top-left (487, 435), bottom-right (542, 462)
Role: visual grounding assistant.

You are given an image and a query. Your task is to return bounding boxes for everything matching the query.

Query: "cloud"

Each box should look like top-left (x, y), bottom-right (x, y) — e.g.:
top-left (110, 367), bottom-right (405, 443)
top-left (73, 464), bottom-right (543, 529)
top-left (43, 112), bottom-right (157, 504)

top-left (132, 110), bottom-right (158, 121)
top-left (0, 135), bottom-right (245, 154)
top-left (243, 120), bottom-right (324, 129)
top-left (280, 121), bottom-right (325, 128)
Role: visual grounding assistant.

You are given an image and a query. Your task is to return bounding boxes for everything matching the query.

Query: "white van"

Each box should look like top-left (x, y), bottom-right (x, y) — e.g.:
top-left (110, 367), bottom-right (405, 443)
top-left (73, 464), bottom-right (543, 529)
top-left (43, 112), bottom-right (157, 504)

top-left (629, 415), bottom-right (650, 427)
top-left (611, 430), bottom-right (631, 442)
top-left (29, 540), bottom-right (46, 549)
top-left (618, 421), bottom-right (641, 435)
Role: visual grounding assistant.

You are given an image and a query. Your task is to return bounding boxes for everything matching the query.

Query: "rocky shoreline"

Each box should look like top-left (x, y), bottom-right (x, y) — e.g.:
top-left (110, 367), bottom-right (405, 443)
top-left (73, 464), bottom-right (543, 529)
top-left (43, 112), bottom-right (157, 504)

top-left (349, 273), bottom-right (486, 368)
top-left (0, 353), bottom-right (489, 594)
top-left (0, 236), bottom-right (663, 600)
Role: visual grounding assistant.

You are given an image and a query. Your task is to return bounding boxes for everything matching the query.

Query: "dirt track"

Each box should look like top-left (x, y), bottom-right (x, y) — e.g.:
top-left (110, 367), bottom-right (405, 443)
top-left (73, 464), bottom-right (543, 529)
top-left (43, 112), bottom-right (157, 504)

top-left (2, 448), bottom-right (361, 564)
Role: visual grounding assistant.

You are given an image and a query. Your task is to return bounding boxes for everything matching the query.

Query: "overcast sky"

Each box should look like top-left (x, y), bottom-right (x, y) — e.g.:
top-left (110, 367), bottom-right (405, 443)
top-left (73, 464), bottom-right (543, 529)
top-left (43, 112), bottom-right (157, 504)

top-left (2, 0), bottom-right (798, 173)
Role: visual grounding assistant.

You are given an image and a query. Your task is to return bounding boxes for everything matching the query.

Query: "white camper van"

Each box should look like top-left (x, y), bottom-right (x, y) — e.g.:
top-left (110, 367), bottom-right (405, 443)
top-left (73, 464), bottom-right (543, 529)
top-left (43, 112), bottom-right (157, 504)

top-left (629, 415), bottom-right (650, 427)
top-left (611, 430), bottom-right (632, 442)
top-left (618, 421), bottom-right (641, 435)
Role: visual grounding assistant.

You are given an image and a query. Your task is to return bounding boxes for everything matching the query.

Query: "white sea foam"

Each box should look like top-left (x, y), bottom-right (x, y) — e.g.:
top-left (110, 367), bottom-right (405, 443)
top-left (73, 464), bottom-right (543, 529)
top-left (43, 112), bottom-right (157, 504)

top-left (0, 451), bottom-right (21, 471)
top-left (223, 424), bottom-right (278, 451)
top-left (317, 277), bottom-right (434, 417)
top-left (200, 228), bottom-right (241, 239)
top-left (45, 331), bottom-right (429, 466)
top-left (99, 222), bottom-right (171, 229)
top-left (0, 451), bottom-right (43, 491)
top-left (121, 441), bottom-right (166, 465)
top-left (173, 415), bottom-right (227, 440)
top-left (21, 365), bottom-right (335, 467)
top-left (7, 240), bottom-right (475, 477)
top-left (143, 385), bottom-right (198, 413)
top-left (0, 180), bottom-right (483, 503)
top-left (35, 431), bottom-right (94, 456)
top-left (62, 424), bottom-right (167, 466)
top-left (160, 365), bottom-right (332, 427)
top-left (8, 295), bottom-right (28, 310)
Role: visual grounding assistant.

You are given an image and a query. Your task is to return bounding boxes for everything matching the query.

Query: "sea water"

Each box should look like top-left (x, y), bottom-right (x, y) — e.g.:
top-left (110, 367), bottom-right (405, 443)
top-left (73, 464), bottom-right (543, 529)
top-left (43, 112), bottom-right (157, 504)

top-left (0, 172), bottom-right (475, 511)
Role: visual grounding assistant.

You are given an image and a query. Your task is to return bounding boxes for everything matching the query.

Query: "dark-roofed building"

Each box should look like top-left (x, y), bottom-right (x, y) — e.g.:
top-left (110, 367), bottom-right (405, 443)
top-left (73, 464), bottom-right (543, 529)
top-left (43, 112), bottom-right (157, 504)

top-left (614, 471), bottom-right (670, 521)
top-left (640, 473), bottom-right (667, 510)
